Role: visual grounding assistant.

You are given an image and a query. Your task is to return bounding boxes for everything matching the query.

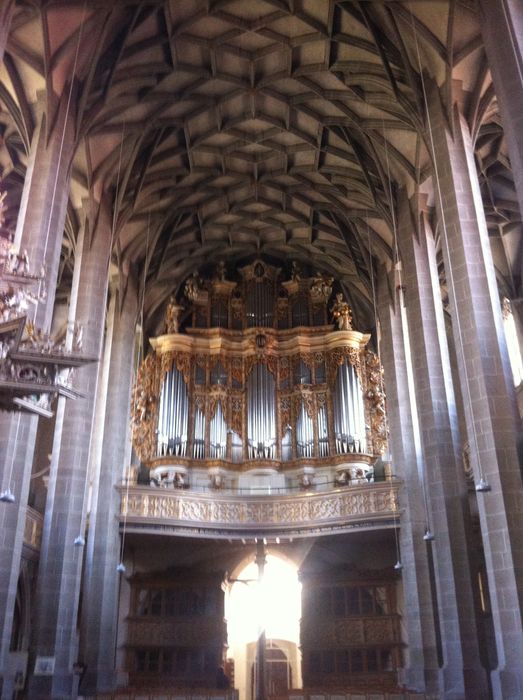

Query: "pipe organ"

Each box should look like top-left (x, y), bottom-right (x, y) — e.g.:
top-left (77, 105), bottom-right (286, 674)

top-left (131, 260), bottom-right (388, 490)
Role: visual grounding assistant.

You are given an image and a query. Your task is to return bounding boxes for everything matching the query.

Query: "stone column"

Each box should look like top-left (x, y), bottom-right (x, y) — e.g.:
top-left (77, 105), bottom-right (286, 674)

top-left (0, 0), bottom-right (14, 64)
top-left (398, 192), bottom-right (489, 698)
top-left (0, 103), bottom-right (76, 699)
top-left (479, 0), bottom-right (523, 226)
top-left (80, 276), bottom-right (138, 694)
top-left (429, 84), bottom-right (523, 700)
top-left (377, 268), bottom-right (441, 696)
top-left (27, 202), bottom-right (112, 699)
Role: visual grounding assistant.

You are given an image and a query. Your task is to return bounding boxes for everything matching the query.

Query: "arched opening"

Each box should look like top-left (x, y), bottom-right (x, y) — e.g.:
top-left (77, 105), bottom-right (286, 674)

top-left (226, 553), bottom-right (302, 700)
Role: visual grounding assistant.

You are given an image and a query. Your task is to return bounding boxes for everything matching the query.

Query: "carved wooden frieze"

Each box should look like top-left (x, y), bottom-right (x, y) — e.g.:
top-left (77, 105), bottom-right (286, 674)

top-left (120, 482), bottom-right (400, 534)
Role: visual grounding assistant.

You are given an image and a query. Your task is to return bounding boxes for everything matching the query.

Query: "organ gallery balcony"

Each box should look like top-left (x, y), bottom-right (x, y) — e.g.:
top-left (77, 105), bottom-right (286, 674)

top-left (119, 478), bottom-right (400, 538)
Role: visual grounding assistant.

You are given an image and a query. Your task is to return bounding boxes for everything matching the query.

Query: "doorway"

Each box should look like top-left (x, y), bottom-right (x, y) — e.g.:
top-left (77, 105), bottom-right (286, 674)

top-left (226, 553), bottom-right (302, 700)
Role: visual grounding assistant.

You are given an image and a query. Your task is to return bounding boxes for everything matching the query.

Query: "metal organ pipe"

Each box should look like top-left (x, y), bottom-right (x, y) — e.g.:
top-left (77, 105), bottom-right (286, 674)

top-left (297, 401), bottom-right (314, 458)
top-left (157, 367), bottom-right (189, 457)
top-left (355, 366), bottom-right (366, 453)
top-left (193, 408), bottom-right (205, 459)
top-left (318, 405), bottom-right (329, 457)
top-left (247, 363), bottom-right (276, 459)
top-left (333, 361), bottom-right (367, 454)
top-left (210, 401), bottom-right (227, 459)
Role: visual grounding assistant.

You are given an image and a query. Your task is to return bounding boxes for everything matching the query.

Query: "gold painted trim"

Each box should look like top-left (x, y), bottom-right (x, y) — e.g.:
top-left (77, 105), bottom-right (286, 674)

top-left (151, 327), bottom-right (371, 356)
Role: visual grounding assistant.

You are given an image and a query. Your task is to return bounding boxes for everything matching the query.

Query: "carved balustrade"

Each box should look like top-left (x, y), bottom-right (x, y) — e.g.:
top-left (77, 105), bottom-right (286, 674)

top-left (119, 480), bottom-right (400, 539)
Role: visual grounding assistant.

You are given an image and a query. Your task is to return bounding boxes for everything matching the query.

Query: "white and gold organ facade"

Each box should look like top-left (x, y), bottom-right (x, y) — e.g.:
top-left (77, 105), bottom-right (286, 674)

top-left (131, 261), bottom-right (388, 494)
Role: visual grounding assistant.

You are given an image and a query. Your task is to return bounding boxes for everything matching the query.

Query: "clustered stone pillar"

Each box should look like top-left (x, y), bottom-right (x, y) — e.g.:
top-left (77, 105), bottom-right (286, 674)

top-left (377, 269), bottom-right (440, 696)
top-left (81, 278), bottom-right (138, 694)
top-left (27, 202), bottom-right (113, 699)
top-left (397, 191), bottom-right (489, 698)
top-left (428, 82), bottom-right (523, 699)
top-left (0, 102), bottom-right (76, 699)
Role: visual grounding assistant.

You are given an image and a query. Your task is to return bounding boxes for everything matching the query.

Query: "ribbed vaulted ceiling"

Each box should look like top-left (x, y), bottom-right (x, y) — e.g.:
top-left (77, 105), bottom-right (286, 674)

top-left (0, 0), bottom-right (520, 334)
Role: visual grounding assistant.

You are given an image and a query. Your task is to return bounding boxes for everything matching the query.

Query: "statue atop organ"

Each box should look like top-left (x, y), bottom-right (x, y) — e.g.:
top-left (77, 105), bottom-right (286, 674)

top-left (131, 260), bottom-right (388, 491)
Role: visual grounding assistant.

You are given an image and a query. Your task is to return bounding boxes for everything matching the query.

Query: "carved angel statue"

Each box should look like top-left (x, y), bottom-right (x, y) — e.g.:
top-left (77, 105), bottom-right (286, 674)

top-left (291, 261), bottom-right (301, 281)
top-left (310, 272), bottom-right (334, 303)
top-left (184, 271), bottom-right (202, 303)
top-left (214, 261), bottom-right (227, 282)
top-left (164, 296), bottom-right (183, 334)
top-left (330, 293), bottom-right (353, 330)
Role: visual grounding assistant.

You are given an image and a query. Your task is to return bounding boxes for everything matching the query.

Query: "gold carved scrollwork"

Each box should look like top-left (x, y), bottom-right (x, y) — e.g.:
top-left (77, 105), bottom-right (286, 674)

top-left (279, 356), bottom-right (291, 383)
top-left (244, 355), bottom-right (257, 379)
top-left (266, 354), bottom-right (278, 377)
top-left (231, 292), bottom-right (244, 320)
top-left (326, 347), bottom-right (362, 385)
top-left (195, 354), bottom-right (207, 369)
top-left (301, 352), bottom-right (325, 370)
top-left (208, 391), bottom-right (227, 420)
top-left (174, 352), bottom-right (192, 385)
top-left (231, 356), bottom-right (243, 386)
top-left (299, 388), bottom-right (315, 419)
top-left (228, 394), bottom-right (244, 437)
top-left (365, 350), bottom-right (388, 455)
top-left (316, 391), bottom-right (327, 408)
top-left (293, 390), bottom-right (315, 420)
top-left (280, 395), bottom-right (291, 434)
top-left (161, 352), bottom-right (174, 377)
top-left (131, 352), bottom-right (162, 461)
top-left (210, 354), bottom-right (229, 376)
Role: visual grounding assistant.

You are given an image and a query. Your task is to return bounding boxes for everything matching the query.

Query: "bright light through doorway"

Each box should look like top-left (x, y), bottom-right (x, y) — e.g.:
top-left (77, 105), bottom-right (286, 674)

top-left (226, 554), bottom-right (302, 646)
